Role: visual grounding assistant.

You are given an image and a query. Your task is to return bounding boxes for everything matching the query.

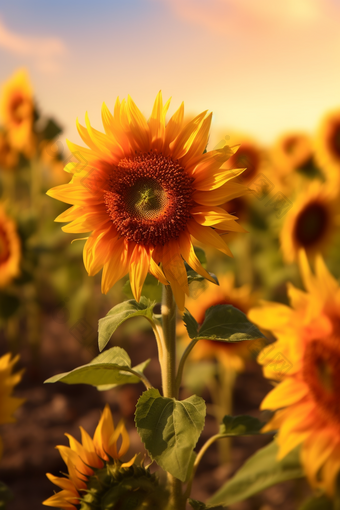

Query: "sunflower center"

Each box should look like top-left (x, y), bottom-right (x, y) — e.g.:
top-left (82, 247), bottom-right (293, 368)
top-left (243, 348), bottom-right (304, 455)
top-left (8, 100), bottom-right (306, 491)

top-left (294, 201), bottom-right (328, 247)
top-left (104, 152), bottom-right (194, 245)
top-left (330, 121), bottom-right (340, 158)
top-left (303, 338), bottom-right (340, 424)
top-left (0, 226), bottom-right (10, 264)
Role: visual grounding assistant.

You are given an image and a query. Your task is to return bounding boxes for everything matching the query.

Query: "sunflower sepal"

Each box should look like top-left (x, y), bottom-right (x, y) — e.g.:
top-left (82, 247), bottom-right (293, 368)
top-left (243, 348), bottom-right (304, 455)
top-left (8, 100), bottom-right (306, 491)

top-left (44, 346), bottom-right (152, 390)
top-left (183, 305), bottom-right (266, 343)
top-left (135, 388), bottom-right (206, 482)
top-left (77, 456), bottom-right (169, 510)
top-left (98, 297), bottom-right (156, 352)
top-left (208, 441), bottom-right (304, 507)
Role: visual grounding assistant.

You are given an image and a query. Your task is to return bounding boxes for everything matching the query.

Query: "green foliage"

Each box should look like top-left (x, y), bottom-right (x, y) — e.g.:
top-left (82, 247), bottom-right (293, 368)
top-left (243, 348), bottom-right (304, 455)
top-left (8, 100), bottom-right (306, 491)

top-left (44, 346), bottom-right (150, 388)
top-left (98, 297), bottom-right (155, 352)
top-left (208, 441), bottom-right (304, 506)
top-left (183, 305), bottom-right (265, 342)
top-left (299, 495), bottom-right (334, 510)
top-left (0, 482), bottom-right (13, 509)
top-left (135, 388), bottom-right (206, 482)
top-left (39, 118), bottom-right (62, 140)
top-left (189, 499), bottom-right (224, 510)
top-left (219, 415), bottom-right (266, 436)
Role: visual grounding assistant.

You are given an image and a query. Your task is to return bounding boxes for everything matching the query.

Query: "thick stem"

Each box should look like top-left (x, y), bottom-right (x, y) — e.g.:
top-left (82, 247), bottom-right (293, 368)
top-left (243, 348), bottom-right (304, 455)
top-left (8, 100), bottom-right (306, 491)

top-left (160, 285), bottom-right (185, 510)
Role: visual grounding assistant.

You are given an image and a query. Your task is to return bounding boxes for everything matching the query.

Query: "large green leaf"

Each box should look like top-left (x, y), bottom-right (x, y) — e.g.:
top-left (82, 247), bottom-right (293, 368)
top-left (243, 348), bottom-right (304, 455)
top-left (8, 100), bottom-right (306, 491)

top-left (135, 388), bottom-right (206, 482)
top-left (183, 305), bottom-right (265, 342)
top-left (219, 415), bottom-right (266, 436)
top-left (98, 297), bottom-right (155, 352)
top-left (44, 346), bottom-right (150, 388)
top-left (208, 441), bottom-right (304, 506)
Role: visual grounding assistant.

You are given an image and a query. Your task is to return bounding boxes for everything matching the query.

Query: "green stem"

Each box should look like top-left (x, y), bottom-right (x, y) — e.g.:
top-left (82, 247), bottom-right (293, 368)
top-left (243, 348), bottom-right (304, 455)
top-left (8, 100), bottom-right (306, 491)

top-left (129, 369), bottom-right (153, 390)
top-left (184, 433), bottom-right (223, 500)
top-left (160, 284), bottom-right (185, 510)
top-left (175, 338), bottom-right (198, 395)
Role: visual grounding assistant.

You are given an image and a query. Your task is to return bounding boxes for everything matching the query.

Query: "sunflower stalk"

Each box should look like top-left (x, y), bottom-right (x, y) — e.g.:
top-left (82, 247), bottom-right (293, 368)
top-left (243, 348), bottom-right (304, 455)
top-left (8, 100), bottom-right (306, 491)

top-left (160, 284), bottom-right (186, 510)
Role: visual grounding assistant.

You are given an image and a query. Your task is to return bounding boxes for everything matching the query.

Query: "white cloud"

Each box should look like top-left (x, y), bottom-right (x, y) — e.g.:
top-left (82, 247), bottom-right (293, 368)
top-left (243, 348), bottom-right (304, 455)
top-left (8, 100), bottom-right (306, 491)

top-left (0, 16), bottom-right (66, 73)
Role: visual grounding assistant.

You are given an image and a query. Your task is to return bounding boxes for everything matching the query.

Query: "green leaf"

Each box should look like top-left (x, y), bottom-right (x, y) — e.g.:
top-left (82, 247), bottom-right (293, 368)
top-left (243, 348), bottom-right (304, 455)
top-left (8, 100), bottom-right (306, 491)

top-left (189, 499), bottom-right (224, 510)
top-left (44, 346), bottom-right (150, 388)
top-left (135, 388), bottom-right (206, 482)
top-left (208, 441), bottom-right (304, 506)
top-left (219, 415), bottom-right (266, 436)
top-left (96, 359), bottom-right (151, 391)
top-left (184, 305), bottom-right (265, 343)
top-left (123, 273), bottom-right (163, 302)
top-left (98, 297), bottom-right (155, 352)
top-left (299, 495), bottom-right (334, 510)
top-left (40, 118), bottom-right (62, 140)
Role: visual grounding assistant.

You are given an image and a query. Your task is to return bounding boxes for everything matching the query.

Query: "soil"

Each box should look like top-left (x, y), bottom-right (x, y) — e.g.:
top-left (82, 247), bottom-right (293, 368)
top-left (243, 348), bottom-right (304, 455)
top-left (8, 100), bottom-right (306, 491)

top-left (0, 311), bottom-right (312, 510)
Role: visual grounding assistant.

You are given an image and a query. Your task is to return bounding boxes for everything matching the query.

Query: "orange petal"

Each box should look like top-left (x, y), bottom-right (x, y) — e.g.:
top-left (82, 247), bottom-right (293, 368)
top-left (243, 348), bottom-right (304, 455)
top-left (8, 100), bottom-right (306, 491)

top-left (261, 378), bottom-right (309, 410)
top-left (187, 220), bottom-right (233, 257)
top-left (178, 231), bottom-right (216, 284)
top-left (101, 238), bottom-right (130, 294)
top-left (129, 244), bottom-right (150, 302)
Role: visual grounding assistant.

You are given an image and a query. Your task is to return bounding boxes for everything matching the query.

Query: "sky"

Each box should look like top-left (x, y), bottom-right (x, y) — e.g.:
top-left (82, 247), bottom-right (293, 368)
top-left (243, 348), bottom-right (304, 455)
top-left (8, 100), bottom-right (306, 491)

top-left (1, 0), bottom-right (340, 151)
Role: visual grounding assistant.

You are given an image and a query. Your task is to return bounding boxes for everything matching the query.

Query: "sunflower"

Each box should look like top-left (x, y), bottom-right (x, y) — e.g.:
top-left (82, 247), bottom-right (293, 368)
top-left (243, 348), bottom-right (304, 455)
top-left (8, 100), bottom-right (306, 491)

top-left (47, 92), bottom-right (249, 310)
top-left (44, 404), bottom-right (132, 509)
top-left (0, 353), bottom-right (24, 459)
top-left (0, 69), bottom-right (35, 154)
top-left (222, 133), bottom-right (264, 185)
top-left (181, 274), bottom-right (260, 371)
top-left (315, 109), bottom-right (340, 185)
top-left (280, 181), bottom-right (340, 264)
top-left (0, 130), bottom-right (18, 170)
top-left (249, 251), bottom-right (340, 496)
top-left (0, 205), bottom-right (21, 287)
top-left (272, 132), bottom-right (314, 176)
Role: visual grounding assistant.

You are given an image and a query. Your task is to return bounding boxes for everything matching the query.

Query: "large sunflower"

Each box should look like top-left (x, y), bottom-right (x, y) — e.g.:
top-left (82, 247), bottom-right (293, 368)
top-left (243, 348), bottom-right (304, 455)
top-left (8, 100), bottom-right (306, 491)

top-left (0, 353), bottom-right (24, 459)
top-left (249, 252), bottom-right (340, 496)
top-left (47, 93), bottom-right (248, 310)
top-left (280, 181), bottom-right (340, 263)
top-left (0, 205), bottom-right (21, 287)
top-left (181, 274), bottom-right (260, 371)
top-left (315, 109), bottom-right (340, 185)
top-left (0, 69), bottom-right (34, 154)
top-left (44, 404), bottom-right (132, 509)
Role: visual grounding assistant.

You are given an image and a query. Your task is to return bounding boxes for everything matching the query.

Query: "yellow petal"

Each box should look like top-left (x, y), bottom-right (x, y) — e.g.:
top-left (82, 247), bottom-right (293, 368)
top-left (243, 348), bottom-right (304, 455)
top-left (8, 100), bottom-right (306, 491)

top-left (129, 244), bottom-right (150, 302)
top-left (163, 101), bottom-right (184, 152)
top-left (170, 111), bottom-right (207, 160)
top-left (193, 182), bottom-right (251, 207)
top-left (187, 220), bottom-right (233, 257)
top-left (178, 231), bottom-right (216, 284)
top-left (194, 166), bottom-right (245, 191)
top-left (261, 378), bottom-right (309, 410)
top-left (101, 238), bottom-right (130, 294)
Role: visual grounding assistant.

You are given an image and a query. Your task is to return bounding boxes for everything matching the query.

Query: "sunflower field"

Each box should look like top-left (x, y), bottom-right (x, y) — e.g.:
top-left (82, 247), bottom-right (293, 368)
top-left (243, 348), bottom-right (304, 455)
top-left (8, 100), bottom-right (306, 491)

top-left (1, 4), bottom-right (340, 509)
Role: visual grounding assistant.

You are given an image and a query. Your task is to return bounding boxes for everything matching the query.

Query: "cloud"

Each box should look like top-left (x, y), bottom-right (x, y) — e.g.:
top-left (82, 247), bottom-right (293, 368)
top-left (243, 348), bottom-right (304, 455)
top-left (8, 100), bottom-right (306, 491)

top-left (154, 0), bottom-right (337, 35)
top-left (0, 17), bottom-right (66, 73)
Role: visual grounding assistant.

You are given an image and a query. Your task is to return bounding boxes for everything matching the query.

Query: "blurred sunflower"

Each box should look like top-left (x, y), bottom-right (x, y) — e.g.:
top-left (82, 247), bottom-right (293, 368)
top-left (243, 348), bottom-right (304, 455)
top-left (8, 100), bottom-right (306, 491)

top-left (0, 353), bottom-right (24, 458)
top-left (223, 133), bottom-right (263, 185)
top-left (315, 109), bottom-right (340, 184)
top-left (0, 205), bottom-right (21, 287)
top-left (249, 251), bottom-right (340, 496)
top-left (272, 132), bottom-right (314, 176)
top-left (0, 69), bottom-right (35, 155)
top-left (47, 92), bottom-right (249, 310)
top-left (280, 181), bottom-right (340, 263)
top-left (0, 131), bottom-right (18, 170)
top-left (44, 405), bottom-right (166, 510)
top-left (182, 274), bottom-right (260, 371)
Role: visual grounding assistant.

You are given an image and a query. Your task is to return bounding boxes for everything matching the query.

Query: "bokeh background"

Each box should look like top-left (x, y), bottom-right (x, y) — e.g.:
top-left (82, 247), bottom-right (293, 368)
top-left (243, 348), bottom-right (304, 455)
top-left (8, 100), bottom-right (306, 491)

top-left (1, 1), bottom-right (340, 509)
